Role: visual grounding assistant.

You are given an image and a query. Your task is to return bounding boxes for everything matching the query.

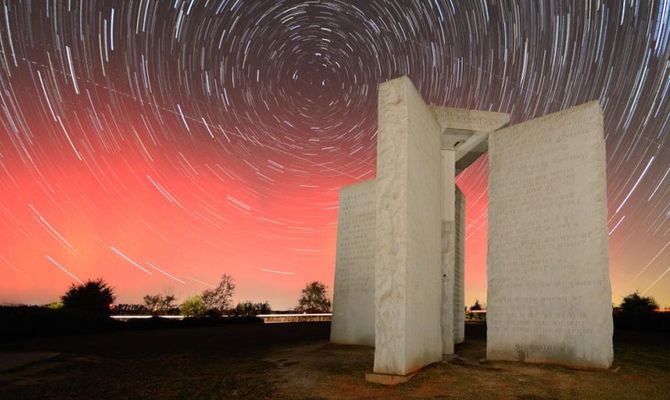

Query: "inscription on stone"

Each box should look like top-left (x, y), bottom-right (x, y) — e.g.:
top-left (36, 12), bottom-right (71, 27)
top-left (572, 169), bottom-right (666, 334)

top-left (331, 76), bottom-right (612, 380)
top-left (487, 101), bottom-right (613, 368)
top-left (330, 180), bottom-right (375, 346)
top-left (374, 76), bottom-right (443, 376)
top-left (430, 106), bottom-right (510, 133)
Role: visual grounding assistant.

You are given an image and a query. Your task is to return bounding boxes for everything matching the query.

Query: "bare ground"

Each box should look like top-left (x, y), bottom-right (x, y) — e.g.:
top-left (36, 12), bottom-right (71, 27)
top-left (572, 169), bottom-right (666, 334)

top-left (0, 322), bottom-right (668, 399)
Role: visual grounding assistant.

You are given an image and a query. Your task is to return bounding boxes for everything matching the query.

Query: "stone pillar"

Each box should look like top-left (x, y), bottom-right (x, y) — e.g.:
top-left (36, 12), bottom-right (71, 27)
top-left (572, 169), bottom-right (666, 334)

top-left (373, 76), bottom-right (443, 377)
top-left (440, 149), bottom-right (456, 356)
top-left (454, 187), bottom-right (466, 344)
top-left (330, 180), bottom-right (376, 346)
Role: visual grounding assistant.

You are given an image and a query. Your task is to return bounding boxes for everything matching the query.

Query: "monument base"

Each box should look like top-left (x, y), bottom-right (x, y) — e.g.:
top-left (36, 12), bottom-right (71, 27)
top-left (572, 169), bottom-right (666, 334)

top-left (365, 371), bottom-right (418, 386)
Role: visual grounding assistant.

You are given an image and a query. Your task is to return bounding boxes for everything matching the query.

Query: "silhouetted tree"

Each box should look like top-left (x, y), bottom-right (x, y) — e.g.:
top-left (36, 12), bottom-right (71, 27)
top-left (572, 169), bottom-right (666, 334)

top-left (180, 295), bottom-right (208, 318)
top-left (143, 294), bottom-right (161, 313)
top-left (468, 300), bottom-right (484, 320)
top-left (164, 294), bottom-right (176, 308)
top-left (143, 293), bottom-right (177, 315)
top-left (470, 300), bottom-right (482, 311)
top-left (61, 279), bottom-right (115, 318)
top-left (295, 281), bottom-right (331, 313)
top-left (233, 301), bottom-right (271, 317)
top-left (202, 274), bottom-right (236, 314)
top-left (620, 291), bottom-right (659, 314)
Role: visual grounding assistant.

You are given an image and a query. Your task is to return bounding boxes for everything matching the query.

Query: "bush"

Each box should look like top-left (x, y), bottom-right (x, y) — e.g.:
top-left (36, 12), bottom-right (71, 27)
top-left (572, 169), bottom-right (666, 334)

top-left (470, 300), bottom-right (482, 311)
top-left (44, 301), bottom-right (63, 310)
top-left (143, 294), bottom-right (178, 315)
top-left (620, 292), bottom-right (659, 314)
top-left (61, 279), bottom-right (115, 318)
top-left (180, 295), bottom-right (208, 318)
top-left (233, 301), bottom-right (271, 317)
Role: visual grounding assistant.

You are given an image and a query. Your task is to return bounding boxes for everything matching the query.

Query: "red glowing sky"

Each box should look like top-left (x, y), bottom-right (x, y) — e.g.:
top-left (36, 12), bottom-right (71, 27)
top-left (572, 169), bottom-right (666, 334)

top-left (2, 1), bottom-right (670, 309)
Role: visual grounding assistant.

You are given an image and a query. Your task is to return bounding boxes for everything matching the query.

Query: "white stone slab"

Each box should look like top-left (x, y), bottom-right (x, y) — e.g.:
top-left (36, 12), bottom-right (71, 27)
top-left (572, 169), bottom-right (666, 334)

top-left (487, 101), bottom-right (613, 368)
top-left (330, 180), bottom-right (376, 346)
top-left (374, 76), bottom-right (443, 376)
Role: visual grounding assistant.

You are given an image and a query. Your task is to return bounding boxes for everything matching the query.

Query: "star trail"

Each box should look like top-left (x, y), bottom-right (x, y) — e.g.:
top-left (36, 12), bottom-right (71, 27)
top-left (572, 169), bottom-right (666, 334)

top-left (0, 0), bottom-right (669, 309)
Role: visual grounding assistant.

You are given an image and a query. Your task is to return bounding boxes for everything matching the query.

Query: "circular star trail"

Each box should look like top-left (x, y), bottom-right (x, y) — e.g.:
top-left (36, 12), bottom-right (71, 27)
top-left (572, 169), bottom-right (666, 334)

top-left (0, 0), bottom-right (669, 308)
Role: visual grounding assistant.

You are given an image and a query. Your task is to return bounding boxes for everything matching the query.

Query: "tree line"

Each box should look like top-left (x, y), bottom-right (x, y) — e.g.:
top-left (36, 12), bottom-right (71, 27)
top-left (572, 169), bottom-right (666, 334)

top-left (53, 275), bottom-right (332, 319)
top-left (465, 292), bottom-right (660, 313)
top-left (463, 292), bottom-right (661, 321)
top-left (48, 277), bottom-right (664, 321)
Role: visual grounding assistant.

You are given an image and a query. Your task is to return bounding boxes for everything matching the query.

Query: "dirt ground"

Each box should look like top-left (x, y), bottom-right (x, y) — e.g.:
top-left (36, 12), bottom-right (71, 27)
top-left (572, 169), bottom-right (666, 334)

top-left (1, 322), bottom-right (668, 399)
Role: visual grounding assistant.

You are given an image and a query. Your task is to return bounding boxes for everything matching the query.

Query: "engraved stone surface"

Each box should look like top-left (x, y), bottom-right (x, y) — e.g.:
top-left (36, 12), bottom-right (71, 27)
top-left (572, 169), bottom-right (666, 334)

top-left (374, 76), bottom-right (443, 376)
top-left (454, 186), bottom-right (465, 344)
top-left (430, 106), bottom-right (511, 133)
top-left (330, 180), bottom-right (376, 346)
top-left (487, 101), bottom-right (613, 368)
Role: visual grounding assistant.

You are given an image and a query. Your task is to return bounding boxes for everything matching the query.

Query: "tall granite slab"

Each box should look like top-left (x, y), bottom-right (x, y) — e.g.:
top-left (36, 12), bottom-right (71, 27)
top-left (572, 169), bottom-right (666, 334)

top-left (487, 101), bottom-right (613, 368)
top-left (454, 186), bottom-right (465, 344)
top-left (330, 180), bottom-right (376, 346)
top-left (440, 149), bottom-right (456, 356)
top-left (374, 76), bottom-right (443, 376)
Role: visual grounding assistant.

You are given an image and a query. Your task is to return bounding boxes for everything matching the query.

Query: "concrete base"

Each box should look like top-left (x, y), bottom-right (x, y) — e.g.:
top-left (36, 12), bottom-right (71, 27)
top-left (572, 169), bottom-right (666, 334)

top-left (365, 371), bottom-right (418, 386)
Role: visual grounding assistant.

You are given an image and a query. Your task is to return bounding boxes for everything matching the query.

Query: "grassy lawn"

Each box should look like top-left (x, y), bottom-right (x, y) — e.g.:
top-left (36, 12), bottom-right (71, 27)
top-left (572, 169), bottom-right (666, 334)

top-left (0, 322), bottom-right (668, 399)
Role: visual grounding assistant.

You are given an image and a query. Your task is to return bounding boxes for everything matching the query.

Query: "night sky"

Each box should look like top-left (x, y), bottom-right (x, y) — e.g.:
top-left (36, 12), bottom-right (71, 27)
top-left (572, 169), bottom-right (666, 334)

top-left (1, 0), bottom-right (669, 309)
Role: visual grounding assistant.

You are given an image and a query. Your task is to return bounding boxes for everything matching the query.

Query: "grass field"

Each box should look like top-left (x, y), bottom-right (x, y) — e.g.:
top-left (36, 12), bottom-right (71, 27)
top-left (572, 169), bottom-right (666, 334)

top-left (1, 322), bottom-right (668, 399)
